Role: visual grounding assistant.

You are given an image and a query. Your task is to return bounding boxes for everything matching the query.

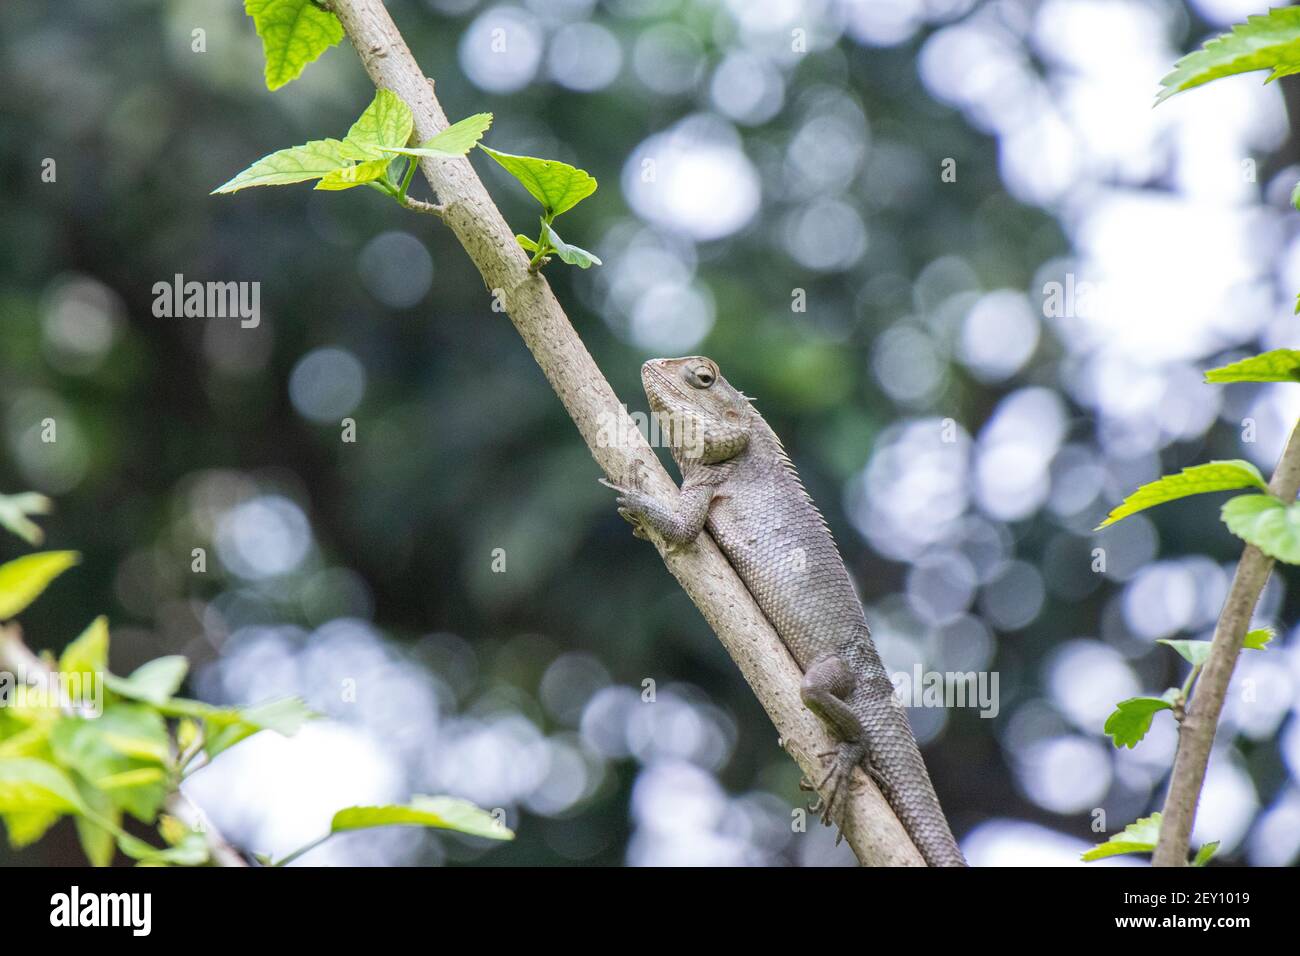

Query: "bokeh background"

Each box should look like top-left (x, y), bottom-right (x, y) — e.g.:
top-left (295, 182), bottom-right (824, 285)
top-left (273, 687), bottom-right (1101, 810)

top-left (3, 0), bottom-right (1300, 866)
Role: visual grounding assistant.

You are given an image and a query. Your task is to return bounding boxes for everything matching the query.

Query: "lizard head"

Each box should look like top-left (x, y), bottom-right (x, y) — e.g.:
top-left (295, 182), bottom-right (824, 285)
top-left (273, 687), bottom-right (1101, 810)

top-left (641, 356), bottom-right (752, 464)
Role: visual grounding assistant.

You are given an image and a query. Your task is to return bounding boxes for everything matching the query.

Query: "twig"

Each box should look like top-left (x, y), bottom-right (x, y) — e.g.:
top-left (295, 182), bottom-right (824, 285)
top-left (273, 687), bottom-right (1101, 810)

top-left (328, 0), bottom-right (926, 866)
top-left (396, 196), bottom-right (444, 218)
top-left (1152, 417), bottom-right (1300, 865)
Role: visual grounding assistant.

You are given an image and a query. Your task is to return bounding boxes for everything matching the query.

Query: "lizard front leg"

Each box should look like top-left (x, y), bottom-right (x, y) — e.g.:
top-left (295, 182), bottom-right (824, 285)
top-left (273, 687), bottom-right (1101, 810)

top-left (799, 654), bottom-right (872, 828)
top-left (599, 473), bottom-right (715, 548)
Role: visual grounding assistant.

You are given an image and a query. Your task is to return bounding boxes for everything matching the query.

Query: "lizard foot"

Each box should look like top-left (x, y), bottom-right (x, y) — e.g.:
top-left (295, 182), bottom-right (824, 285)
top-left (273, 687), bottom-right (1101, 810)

top-left (599, 471), bottom-right (654, 540)
top-left (810, 741), bottom-right (868, 827)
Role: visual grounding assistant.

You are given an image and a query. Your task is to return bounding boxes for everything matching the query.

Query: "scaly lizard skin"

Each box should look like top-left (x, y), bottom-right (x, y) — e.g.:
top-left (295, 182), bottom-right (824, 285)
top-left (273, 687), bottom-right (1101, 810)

top-left (604, 356), bottom-right (965, 866)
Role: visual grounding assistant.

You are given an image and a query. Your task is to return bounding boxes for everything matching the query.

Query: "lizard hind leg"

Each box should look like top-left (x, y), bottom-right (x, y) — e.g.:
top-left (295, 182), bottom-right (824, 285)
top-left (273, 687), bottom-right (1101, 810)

top-left (799, 654), bottom-right (871, 828)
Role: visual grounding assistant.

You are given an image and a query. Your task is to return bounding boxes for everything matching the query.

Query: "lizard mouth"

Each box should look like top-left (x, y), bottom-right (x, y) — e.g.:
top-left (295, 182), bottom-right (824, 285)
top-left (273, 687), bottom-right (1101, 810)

top-left (641, 361), bottom-right (686, 414)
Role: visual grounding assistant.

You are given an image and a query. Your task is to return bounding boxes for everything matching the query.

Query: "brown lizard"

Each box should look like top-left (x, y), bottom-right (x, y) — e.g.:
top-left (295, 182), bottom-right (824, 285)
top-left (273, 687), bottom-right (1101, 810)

top-left (603, 355), bottom-right (965, 866)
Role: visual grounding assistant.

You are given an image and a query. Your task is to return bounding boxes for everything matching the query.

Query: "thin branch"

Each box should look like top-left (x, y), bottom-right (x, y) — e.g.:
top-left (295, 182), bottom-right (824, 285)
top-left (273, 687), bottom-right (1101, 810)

top-left (396, 196), bottom-right (444, 218)
top-left (1152, 417), bottom-right (1300, 866)
top-left (328, 0), bottom-right (925, 866)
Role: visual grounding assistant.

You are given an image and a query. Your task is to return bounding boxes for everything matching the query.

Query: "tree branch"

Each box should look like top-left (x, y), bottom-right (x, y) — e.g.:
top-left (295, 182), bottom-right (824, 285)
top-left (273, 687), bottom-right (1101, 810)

top-left (327, 0), bottom-right (925, 866)
top-left (1152, 417), bottom-right (1300, 865)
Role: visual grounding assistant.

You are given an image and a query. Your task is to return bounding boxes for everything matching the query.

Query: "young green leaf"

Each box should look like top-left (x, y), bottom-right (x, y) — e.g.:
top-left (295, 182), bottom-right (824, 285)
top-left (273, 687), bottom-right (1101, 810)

top-left (58, 616), bottom-right (109, 687)
top-left (331, 795), bottom-right (513, 840)
top-left (0, 492), bottom-right (52, 546)
top-left (212, 138), bottom-right (353, 194)
top-left (539, 220), bottom-right (602, 269)
top-left (1081, 813), bottom-right (1162, 862)
top-left (379, 113), bottom-right (494, 158)
top-left (103, 655), bottom-right (189, 707)
top-left (1221, 493), bottom-right (1300, 564)
top-left (1104, 693), bottom-right (1178, 749)
top-left (516, 234), bottom-right (540, 253)
top-left (1244, 627), bottom-right (1275, 650)
top-left (1159, 628), bottom-right (1273, 666)
top-left (115, 828), bottom-right (210, 866)
top-left (1157, 8), bottom-right (1300, 104)
top-left (50, 705), bottom-right (170, 822)
top-left (73, 776), bottom-right (119, 867)
top-left (202, 697), bottom-right (316, 759)
top-left (244, 0), bottom-right (343, 91)
top-left (315, 158), bottom-right (393, 191)
top-left (1096, 461), bottom-right (1266, 529)
top-left (0, 551), bottom-right (80, 620)
top-left (1204, 349), bottom-right (1300, 384)
top-left (0, 757), bottom-right (86, 817)
top-left (479, 146), bottom-right (597, 218)
top-left (340, 89), bottom-right (414, 158)
top-left (1192, 841), bottom-right (1220, 866)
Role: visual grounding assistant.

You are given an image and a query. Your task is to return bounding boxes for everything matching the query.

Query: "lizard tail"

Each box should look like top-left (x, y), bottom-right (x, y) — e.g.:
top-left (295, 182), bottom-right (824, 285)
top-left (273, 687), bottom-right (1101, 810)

top-left (856, 662), bottom-right (967, 866)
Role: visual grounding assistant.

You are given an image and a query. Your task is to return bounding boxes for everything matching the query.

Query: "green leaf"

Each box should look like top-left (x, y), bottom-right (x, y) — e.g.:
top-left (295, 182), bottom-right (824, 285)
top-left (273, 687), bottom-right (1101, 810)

top-left (0, 757), bottom-right (85, 816)
top-left (202, 697), bottom-right (316, 759)
top-left (58, 616), bottom-right (109, 687)
top-left (0, 724), bottom-right (53, 759)
top-left (1157, 640), bottom-right (1213, 667)
top-left (94, 768), bottom-right (167, 791)
top-left (1096, 461), bottom-right (1266, 529)
top-left (1104, 691), bottom-right (1178, 749)
top-left (539, 220), bottom-right (602, 269)
top-left (479, 146), bottom-right (597, 218)
top-left (331, 795), bottom-right (513, 841)
top-left (50, 706), bottom-right (169, 823)
top-left (244, 0), bottom-right (343, 91)
top-left (130, 830), bottom-right (209, 866)
top-left (515, 234), bottom-right (540, 253)
top-left (1157, 8), bottom-right (1300, 104)
top-left (379, 112), bottom-right (493, 158)
top-left (1244, 627), bottom-right (1274, 650)
top-left (1221, 493), bottom-right (1300, 564)
top-left (73, 776), bottom-right (119, 867)
top-left (1158, 629), bottom-right (1273, 667)
top-left (1192, 841), bottom-right (1220, 867)
top-left (0, 758), bottom-right (80, 848)
top-left (1204, 349), bottom-right (1300, 384)
top-left (0, 492), bottom-right (52, 546)
top-left (3, 808), bottom-right (61, 848)
top-left (104, 655), bottom-right (189, 706)
top-left (1082, 813), bottom-right (1162, 862)
top-left (0, 550), bottom-right (80, 620)
top-left (211, 138), bottom-right (353, 194)
top-left (316, 158), bottom-right (393, 191)
top-left (340, 89), bottom-right (414, 159)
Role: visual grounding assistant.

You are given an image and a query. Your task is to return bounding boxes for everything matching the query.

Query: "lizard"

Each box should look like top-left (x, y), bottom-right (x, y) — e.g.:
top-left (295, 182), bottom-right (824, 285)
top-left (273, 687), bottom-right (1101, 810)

top-left (602, 355), bottom-right (966, 867)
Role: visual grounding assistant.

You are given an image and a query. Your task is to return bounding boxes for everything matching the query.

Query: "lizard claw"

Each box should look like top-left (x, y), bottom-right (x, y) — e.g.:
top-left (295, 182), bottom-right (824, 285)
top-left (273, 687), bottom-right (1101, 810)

top-left (810, 741), bottom-right (869, 827)
top-left (616, 507), bottom-right (650, 539)
top-left (601, 469), bottom-right (656, 540)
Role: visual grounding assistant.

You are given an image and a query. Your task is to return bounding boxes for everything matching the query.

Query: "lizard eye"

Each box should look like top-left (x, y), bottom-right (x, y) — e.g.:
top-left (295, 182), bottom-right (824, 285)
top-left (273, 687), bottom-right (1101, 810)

top-left (689, 365), bottom-right (715, 388)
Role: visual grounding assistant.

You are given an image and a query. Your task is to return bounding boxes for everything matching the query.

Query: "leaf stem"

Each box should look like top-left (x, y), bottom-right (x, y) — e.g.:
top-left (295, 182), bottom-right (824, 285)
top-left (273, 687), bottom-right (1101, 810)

top-left (272, 832), bottom-right (334, 867)
top-left (398, 157), bottom-right (418, 200)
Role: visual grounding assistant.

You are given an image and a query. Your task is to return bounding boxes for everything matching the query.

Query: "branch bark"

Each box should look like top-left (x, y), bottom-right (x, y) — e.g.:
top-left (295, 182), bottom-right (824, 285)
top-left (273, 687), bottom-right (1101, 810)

top-left (327, 0), bottom-right (925, 866)
top-left (1152, 418), bottom-right (1300, 866)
